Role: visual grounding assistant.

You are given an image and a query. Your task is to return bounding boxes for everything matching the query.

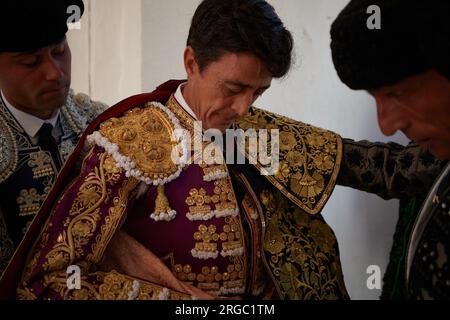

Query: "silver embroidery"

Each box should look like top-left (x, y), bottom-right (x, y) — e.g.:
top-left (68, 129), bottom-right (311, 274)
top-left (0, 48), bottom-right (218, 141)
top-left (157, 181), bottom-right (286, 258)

top-left (0, 111), bottom-right (18, 183)
top-left (59, 139), bottom-right (76, 162)
top-left (0, 90), bottom-right (108, 183)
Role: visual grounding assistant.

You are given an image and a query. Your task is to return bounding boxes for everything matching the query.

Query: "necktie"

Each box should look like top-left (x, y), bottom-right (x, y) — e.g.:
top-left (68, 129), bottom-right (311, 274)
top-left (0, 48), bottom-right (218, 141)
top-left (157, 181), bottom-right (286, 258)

top-left (37, 123), bottom-right (62, 171)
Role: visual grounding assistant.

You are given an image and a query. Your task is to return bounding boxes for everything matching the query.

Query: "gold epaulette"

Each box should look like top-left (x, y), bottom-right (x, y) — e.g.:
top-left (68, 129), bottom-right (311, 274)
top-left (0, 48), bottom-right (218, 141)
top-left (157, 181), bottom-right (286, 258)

top-left (98, 103), bottom-right (181, 181)
top-left (235, 107), bottom-right (342, 215)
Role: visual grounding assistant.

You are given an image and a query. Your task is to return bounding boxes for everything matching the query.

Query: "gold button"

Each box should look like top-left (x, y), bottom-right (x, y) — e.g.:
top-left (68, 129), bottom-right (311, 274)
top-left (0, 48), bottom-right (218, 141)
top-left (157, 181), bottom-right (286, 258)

top-left (206, 274), bottom-right (215, 283)
top-left (188, 273), bottom-right (196, 281)
top-left (183, 265), bottom-right (192, 274)
top-left (197, 274), bottom-right (205, 282)
top-left (202, 266), bottom-right (210, 275)
top-left (211, 266), bottom-right (219, 274)
top-left (194, 232), bottom-right (202, 241)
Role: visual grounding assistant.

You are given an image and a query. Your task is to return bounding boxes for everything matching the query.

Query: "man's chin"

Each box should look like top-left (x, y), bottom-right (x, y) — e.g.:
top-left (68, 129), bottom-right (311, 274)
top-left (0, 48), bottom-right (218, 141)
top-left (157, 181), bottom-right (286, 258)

top-left (206, 122), bottom-right (233, 133)
top-left (39, 93), bottom-right (68, 110)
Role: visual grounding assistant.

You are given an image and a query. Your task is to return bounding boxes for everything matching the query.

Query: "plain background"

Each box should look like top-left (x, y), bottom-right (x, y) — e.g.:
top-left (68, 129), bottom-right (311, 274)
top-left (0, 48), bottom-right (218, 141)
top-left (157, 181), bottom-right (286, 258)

top-left (68, 0), bottom-right (409, 299)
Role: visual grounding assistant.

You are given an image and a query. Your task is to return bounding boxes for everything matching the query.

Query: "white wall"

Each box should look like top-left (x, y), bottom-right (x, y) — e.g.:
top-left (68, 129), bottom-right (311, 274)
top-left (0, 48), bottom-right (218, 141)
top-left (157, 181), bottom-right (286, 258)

top-left (68, 0), bottom-right (142, 106)
top-left (70, 0), bottom-right (410, 300)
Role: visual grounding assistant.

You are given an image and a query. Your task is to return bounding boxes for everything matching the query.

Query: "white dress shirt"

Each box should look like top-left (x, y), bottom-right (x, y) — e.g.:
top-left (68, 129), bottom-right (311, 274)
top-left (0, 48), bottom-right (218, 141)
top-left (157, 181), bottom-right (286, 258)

top-left (1, 91), bottom-right (60, 144)
top-left (174, 83), bottom-right (198, 120)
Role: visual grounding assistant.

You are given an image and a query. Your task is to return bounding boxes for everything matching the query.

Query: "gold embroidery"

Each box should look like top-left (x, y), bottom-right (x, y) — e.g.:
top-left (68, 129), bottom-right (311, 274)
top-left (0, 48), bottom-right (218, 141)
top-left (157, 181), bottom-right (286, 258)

top-left (185, 178), bottom-right (238, 220)
top-left (199, 159), bottom-right (228, 181)
top-left (235, 108), bottom-right (342, 215)
top-left (185, 188), bottom-right (214, 219)
top-left (40, 152), bottom-right (134, 272)
top-left (19, 147), bottom-right (190, 300)
top-left (191, 224), bottom-right (219, 258)
top-left (18, 144), bottom-right (94, 282)
top-left (213, 179), bottom-right (238, 215)
top-left (290, 171), bottom-right (324, 200)
top-left (88, 177), bottom-right (139, 263)
top-left (28, 151), bottom-right (55, 179)
top-left (236, 175), bottom-right (270, 297)
top-left (165, 96), bottom-right (195, 137)
top-left (173, 257), bottom-right (246, 295)
top-left (222, 255), bottom-right (246, 293)
top-left (99, 104), bottom-right (180, 181)
top-left (103, 154), bottom-right (122, 183)
top-left (35, 269), bottom-right (191, 300)
top-left (221, 216), bottom-right (244, 256)
top-left (152, 185), bottom-right (176, 220)
top-left (260, 189), bottom-right (348, 299)
top-left (16, 188), bottom-right (45, 217)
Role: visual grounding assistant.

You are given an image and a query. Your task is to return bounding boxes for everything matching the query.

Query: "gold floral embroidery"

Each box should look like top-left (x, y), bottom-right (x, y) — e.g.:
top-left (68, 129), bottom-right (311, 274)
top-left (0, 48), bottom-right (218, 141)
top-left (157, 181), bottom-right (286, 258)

top-left (313, 154), bottom-right (335, 171)
top-left (89, 178), bottom-right (139, 263)
top-left (165, 95), bottom-right (195, 137)
top-left (290, 172), bottom-right (325, 200)
top-left (103, 154), bottom-right (123, 183)
top-left (309, 220), bottom-right (335, 252)
top-left (261, 189), bottom-right (347, 300)
top-left (40, 152), bottom-right (137, 272)
top-left (285, 151), bottom-right (305, 167)
top-left (235, 107), bottom-right (342, 215)
top-left (39, 269), bottom-right (191, 300)
top-left (279, 131), bottom-right (297, 151)
top-left (275, 162), bottom-right (291, 184)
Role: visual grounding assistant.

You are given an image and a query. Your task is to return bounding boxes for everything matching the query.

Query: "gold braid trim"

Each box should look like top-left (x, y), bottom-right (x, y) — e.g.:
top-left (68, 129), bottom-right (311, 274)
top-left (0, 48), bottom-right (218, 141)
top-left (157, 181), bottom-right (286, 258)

top-left (18, 269), bottom-right (192, 300)
top-left (235, 107), bottom-right (343, 215)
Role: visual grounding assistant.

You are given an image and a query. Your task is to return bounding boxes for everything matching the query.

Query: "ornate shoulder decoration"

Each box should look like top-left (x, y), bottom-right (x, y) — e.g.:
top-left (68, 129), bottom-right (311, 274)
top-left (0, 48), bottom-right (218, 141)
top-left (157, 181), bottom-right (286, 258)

top-left (87, 102), bottom-right (190, 221)
top-left (88, 102), bottom-right (189, 185)
top-left (61, 90), bottom-right (109, 135)
top-left (0, 107), bottom-right (18, 183)
top-left (235, 107), bottom-right (343, 215)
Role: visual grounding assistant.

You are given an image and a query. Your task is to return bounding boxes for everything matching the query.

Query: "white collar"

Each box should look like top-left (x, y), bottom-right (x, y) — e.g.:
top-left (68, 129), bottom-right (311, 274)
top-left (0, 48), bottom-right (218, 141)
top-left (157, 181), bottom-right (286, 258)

top-left (174, 83), bottom-right (198, 120)
top-left (1, 91), bottom-right (59, 138)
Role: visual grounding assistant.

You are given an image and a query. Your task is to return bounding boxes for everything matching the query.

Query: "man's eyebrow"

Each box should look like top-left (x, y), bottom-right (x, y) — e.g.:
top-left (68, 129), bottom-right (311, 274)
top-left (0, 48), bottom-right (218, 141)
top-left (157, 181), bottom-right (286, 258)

top-left (224, 80), bottom-right (271, 90)
top-left (11, 50), bottom-right (39, 58)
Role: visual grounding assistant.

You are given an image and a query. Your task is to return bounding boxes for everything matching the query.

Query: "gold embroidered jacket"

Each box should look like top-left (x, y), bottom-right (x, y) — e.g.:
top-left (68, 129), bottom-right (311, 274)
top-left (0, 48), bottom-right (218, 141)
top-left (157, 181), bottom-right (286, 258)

top-left (1, 81), bottom-right (347, 300)
top-left (0, 82), bottom-right (348, 299)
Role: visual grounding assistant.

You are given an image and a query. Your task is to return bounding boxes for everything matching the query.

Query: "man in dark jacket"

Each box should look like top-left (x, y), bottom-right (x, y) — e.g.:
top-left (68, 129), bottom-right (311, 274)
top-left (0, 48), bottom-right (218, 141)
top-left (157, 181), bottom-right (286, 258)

top-left (331, 0), bottom-right (450, 299)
